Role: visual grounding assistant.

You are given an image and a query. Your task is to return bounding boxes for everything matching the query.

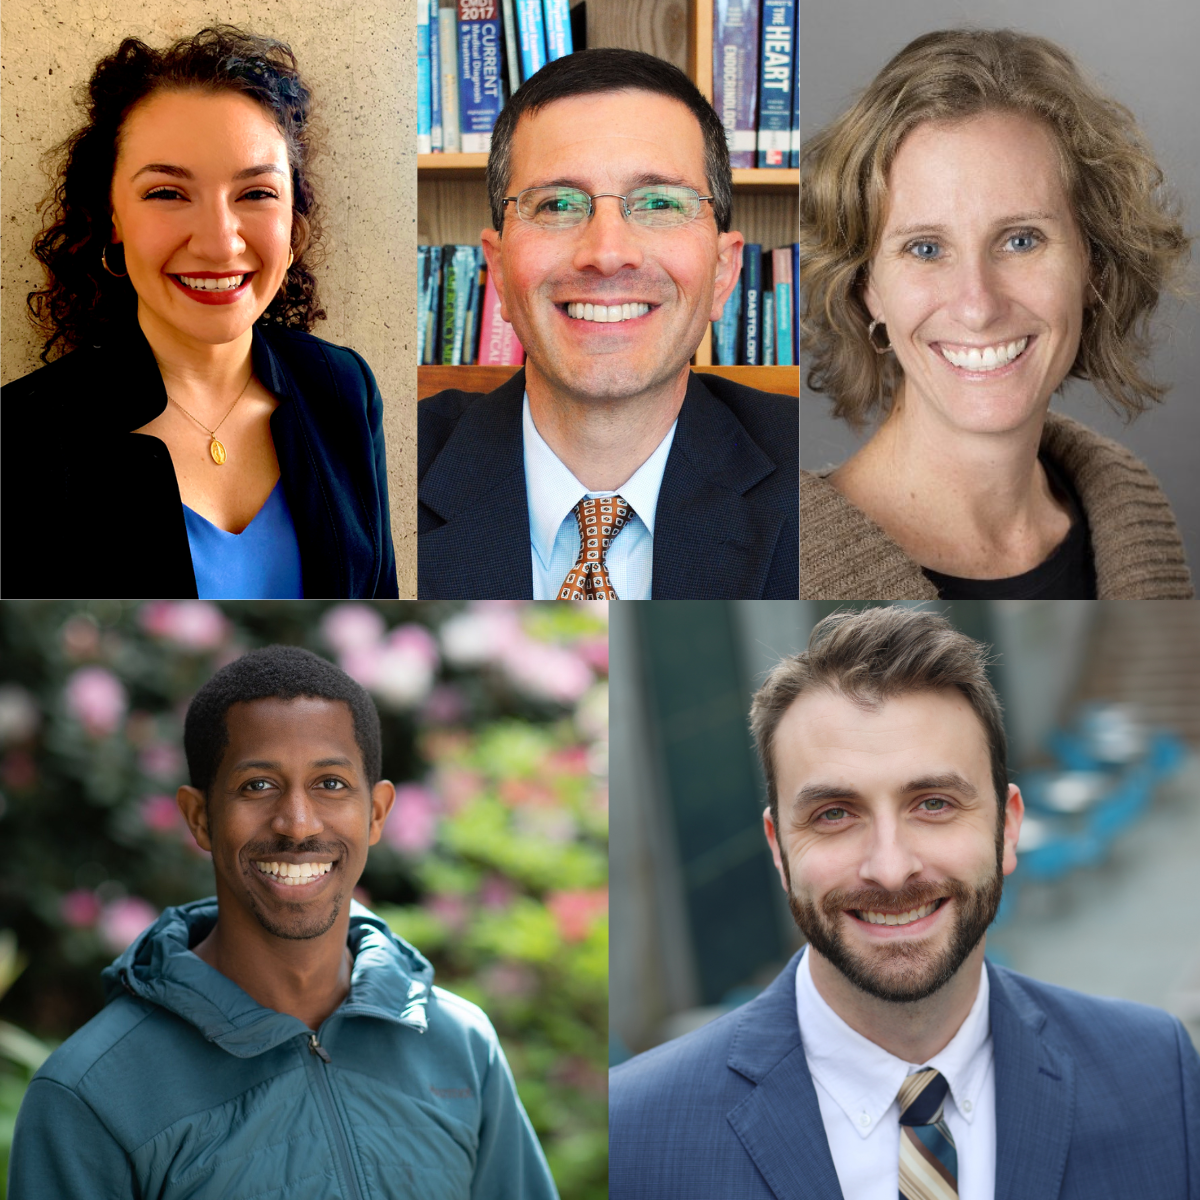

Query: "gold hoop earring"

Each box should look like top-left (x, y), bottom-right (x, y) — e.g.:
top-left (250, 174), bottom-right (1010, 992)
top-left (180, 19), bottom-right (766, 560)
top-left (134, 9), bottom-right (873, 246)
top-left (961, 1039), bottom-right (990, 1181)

top-left (867, 318), bottom-right (892, 355)
top-left (101, 244), bottom-right (128, 278)
top-left (286, 248), bottom-right (294, 271)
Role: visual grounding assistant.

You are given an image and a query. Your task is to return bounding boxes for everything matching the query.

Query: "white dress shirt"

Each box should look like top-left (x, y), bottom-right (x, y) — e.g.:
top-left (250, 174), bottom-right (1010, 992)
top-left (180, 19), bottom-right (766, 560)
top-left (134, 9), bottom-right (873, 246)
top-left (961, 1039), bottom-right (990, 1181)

top-left (795, 946), bottom-right (996, 1200)
top-left (522, 394), bottom-right (676, 600)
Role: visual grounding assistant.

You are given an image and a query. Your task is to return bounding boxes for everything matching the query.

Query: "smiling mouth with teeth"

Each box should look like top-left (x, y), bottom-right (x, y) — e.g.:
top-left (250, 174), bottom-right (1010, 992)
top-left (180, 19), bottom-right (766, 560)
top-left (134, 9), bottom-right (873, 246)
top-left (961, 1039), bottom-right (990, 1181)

top-left (854, 898), bottom-right (944, 926)
top-left (175, 274), bottom-right (249, 292)
top-left (254, 860), bottom-right (334, 886)
top-left (565, 301), bottom-right (651, 323)
top-left (939, 337), bottom-right (1029, 372)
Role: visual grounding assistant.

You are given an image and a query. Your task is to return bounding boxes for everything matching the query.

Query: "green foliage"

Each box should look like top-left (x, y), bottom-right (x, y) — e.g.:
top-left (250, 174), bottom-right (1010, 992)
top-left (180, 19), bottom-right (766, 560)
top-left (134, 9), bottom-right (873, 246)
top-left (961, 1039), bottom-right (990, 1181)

top-left (0, 600), bottom-right (608, 1200)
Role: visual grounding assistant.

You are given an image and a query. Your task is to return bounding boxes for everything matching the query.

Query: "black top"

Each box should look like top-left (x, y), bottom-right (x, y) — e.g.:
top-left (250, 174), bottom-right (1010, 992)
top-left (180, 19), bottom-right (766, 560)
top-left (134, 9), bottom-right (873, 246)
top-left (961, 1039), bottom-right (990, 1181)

top-left (922, 453), bottom-right (1097, 600)
top-left (1, 322), bottom-right (398, 599)
top-left (418, 369), bottom-right (799, 599)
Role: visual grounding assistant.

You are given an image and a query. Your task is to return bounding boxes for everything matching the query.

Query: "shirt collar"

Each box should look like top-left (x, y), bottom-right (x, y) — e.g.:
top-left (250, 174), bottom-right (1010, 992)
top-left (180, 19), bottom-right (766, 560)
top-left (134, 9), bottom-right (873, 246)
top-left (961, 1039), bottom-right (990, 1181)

top-left (795, 946), bottom-right (992, 1139)
top-left (521, 392), bottom-right (676, 566)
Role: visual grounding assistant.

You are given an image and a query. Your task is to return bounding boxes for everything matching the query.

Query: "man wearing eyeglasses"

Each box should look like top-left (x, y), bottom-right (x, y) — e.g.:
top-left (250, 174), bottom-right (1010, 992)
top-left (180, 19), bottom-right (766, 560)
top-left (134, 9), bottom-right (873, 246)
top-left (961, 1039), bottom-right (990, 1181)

top-left (418, 48), bottom-right (798, 600)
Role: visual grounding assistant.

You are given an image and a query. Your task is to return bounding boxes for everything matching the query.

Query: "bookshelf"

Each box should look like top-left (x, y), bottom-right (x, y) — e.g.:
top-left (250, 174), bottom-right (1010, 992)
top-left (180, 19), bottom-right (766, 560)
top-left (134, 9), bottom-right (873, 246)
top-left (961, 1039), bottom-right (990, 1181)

top-left (418, 0), bottom-right (799, 382)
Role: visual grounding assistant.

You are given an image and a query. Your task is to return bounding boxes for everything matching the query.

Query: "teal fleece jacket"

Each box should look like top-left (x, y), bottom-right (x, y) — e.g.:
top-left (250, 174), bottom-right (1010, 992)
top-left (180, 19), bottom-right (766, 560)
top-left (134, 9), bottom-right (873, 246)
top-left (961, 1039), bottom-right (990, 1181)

top-left (8, 899), bottom-right (559, 1200)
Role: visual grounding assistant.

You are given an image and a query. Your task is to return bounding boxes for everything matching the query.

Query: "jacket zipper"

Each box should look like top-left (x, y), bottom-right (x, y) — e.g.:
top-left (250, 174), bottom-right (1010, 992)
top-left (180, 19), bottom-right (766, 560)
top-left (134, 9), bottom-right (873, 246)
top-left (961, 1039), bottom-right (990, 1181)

top-left (307, 1033), bottom-right (365, 1200)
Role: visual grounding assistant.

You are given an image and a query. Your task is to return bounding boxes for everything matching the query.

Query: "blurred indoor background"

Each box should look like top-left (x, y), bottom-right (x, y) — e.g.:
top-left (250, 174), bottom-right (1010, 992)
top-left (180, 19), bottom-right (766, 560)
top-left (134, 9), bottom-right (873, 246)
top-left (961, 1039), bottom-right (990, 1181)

top-left (610, 600), bottom-right (1200, 1063)
top-left (0, 600), bottom-right (608, 1200)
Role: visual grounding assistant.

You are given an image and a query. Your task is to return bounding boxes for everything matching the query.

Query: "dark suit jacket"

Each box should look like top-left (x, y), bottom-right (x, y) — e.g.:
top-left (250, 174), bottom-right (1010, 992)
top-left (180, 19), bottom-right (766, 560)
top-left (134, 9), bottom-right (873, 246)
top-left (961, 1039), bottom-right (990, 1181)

top-left (418, 370), bottom-right (798, 598)
top-left (1, 323), bottom-right (397, 599)
top-left (610, 951), bottom-right (1200, 1199)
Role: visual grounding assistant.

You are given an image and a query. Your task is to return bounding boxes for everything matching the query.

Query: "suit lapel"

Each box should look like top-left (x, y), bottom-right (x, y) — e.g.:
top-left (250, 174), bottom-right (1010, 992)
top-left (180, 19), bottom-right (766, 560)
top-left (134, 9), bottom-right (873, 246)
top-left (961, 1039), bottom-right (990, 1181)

top-left (989, 962), bottom-right (1076, 1200)
top-left (724, 952), bottom-right (844, 1200)
top-left (419, 373), bottom-right (533, 598)
top-left (653, 373), bottom-right (785, 598)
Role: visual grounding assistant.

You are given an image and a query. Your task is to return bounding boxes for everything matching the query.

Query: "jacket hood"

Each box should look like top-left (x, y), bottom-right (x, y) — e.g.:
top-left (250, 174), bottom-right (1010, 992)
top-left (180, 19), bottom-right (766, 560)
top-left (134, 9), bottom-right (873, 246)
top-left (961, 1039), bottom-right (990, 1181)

top-left (100, 898), bottom-right (434, 1058)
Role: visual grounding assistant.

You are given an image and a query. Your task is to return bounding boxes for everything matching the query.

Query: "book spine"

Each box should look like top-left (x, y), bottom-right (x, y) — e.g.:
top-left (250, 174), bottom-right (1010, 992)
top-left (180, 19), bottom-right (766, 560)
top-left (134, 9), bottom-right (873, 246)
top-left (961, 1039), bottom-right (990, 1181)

top-left (713, 275), bottom-right (742, 366)
top-left (756, 0), bottom-right (795, 167)
top-left (739, 243), bottom-right (762, 365)
top-left (762, 290), bottom-right (776, 367)
top-left (478, 267), bottom-right (526, 364)
top-left (430, 0), bottom-right (443, 151)
top-left (789, 20), bottom-right (800, 168)
top-left (713, 0), bottom-right (760, 170)
top-left (501, 0), bottom-right (522, 93)
top-left (515, 0), bottom-right (547, 80)
top-left (542, 0), bottom-right (573, 61)
top-left (458, 0), bottom-right (504, 153)
top-left (424, 246), bottom-right (443, 364)
top-left (439, 245), bottom-right (458, 364)
top-left (451, 245), bottom-right (476, 364)
top-left (418, 0), bottom-right (432, 154)
top-left (792, 241), bottom-right (799, 363)
top-left (417, 246), bottom-right (430, 362)
top-left (438, 7), bottom-right (462, 153)
top-left (462, 248), bottom-right (487, 365)
top-left (772, 247), bottom-right (793, 366)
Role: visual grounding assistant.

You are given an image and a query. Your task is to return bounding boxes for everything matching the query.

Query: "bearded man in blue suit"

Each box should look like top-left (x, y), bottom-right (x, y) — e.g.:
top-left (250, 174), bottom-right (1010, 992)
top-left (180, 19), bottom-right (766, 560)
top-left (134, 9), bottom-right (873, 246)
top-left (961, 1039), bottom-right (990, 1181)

top-left (610, 606), bottom-right (1200, 1199)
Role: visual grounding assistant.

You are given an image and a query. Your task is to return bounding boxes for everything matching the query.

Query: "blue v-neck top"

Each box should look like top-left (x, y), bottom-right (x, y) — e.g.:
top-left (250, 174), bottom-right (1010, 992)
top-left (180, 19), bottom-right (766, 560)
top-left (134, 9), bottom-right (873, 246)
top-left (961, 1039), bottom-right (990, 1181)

top-left (182, 479), bottom-right (304, 599)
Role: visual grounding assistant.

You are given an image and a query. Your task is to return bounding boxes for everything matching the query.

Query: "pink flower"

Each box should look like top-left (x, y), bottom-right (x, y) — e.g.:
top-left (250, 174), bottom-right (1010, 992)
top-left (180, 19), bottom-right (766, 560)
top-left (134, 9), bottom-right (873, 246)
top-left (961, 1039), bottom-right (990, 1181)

top-left (98, 897), bottom-right (159, 952)
top-left (343, 625), bottom-right (438, 709)
top-left (60, 889), bottom-right (102, 929)
top-left (138, 743), bottom-right (184, 782)
top-left (479, 874), bottom-right (515, 910)
top-left (139, 794), bottom-right (182, 832)
top-left (577, 638), bottom-right (609, 675)
top-left (547, 888), bottom-right (608, 942)
top-left (139, 601), bottom-right (229, 651)
top-left (426, 893), bottom-right (469, 932)
top-left (60, 615), bottom-right (101, 660)
top-left (500, 640), bottom-right (593, 704)
top-left (440, 606), bottom-right (523, 666)
top-left (421, 684), bottom-right (466, 725)
top-left (481, 961), bottom-right (536, 999)
top-left (382, 784), bottom-right (440, 855)
top-left (435, 766), bottom-right (484, 814)
top-left (321, 604), bottom-right (385, 655)
top-left (65, 666), bottom-right (127, 736)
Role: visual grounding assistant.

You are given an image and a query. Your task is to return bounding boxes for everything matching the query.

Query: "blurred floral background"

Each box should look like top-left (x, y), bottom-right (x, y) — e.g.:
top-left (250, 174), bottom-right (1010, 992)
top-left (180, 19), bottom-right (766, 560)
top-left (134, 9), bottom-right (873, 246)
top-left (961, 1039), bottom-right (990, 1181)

top-left (0, 600), bottom-right (608, 1199)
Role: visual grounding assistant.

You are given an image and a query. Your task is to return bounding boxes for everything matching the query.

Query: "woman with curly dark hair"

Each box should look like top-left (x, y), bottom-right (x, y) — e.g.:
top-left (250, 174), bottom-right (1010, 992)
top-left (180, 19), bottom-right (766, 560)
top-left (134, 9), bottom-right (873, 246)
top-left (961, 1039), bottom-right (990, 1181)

top-left (799, 29), bottom-right (1193, 600)
top-left (1, 27), bottom-right (397, 599)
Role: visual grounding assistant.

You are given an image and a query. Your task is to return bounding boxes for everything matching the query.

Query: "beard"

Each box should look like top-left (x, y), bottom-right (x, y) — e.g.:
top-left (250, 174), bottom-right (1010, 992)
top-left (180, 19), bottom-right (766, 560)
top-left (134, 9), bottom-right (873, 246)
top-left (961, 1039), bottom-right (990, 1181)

top-left (784, 846), bottom-right (1004, 1004)
top-left (238, 837), bottom-right (346, 941)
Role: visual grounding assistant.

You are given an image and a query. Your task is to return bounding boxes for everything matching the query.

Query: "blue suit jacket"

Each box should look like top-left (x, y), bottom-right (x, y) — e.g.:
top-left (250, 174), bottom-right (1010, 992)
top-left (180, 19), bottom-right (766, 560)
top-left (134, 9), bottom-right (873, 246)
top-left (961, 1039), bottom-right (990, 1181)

top-left (1, 323), bottom-right (398, 599)
top-left (610, 951), bottom-right (1200, 1199)
top-left (418, 369), bottom-right (799, 598)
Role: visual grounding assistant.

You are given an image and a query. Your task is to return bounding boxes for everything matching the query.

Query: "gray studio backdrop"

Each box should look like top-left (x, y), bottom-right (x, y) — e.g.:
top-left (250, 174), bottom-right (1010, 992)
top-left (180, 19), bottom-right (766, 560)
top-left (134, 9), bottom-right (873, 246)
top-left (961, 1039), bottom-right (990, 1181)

top-left (798, 0), bottom-right (1200, 568)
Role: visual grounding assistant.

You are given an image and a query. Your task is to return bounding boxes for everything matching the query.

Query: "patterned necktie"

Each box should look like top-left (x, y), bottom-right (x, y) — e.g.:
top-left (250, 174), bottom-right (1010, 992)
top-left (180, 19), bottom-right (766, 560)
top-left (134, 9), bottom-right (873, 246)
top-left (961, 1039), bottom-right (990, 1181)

top-left (898, 1069), bottom-right (959, 1200)
top-left (557, 495), bottom-right (634, 600)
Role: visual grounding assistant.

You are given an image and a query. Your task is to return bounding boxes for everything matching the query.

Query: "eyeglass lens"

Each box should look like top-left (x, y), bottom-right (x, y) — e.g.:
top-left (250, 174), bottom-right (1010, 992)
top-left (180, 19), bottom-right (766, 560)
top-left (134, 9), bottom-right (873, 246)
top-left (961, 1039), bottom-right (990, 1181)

top-left (516, 185), bottom-right (704, 228)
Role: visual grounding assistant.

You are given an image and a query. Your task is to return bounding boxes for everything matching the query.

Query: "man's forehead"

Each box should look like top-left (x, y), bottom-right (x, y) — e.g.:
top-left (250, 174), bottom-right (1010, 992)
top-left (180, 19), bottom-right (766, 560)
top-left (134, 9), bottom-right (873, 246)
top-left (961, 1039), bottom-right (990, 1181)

top-left (222, 696), bottom-right (357, 750)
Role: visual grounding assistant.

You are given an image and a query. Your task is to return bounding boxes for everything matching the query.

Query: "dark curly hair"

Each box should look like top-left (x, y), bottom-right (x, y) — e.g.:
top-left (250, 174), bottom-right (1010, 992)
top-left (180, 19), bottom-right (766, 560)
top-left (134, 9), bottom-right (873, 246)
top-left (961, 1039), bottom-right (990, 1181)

top-left (27, 26), bottom-right (326, 363)
top-left (184, 645), bottom-right (382, 796)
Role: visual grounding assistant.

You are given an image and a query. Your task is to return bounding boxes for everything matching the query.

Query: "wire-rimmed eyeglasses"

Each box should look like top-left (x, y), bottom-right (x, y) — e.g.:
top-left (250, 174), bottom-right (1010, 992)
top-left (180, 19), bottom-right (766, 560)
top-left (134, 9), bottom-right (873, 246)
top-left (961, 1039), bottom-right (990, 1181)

top-left (501, 185), bottom-right (715, 229)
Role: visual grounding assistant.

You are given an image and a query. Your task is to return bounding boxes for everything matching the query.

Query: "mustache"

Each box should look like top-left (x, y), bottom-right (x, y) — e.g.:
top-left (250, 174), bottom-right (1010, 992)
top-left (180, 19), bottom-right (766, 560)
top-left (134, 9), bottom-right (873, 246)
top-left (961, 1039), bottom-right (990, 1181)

top-left (822, 879), bottom-right (968, 916)
top-left (242, 838), bottom-right (343, 858)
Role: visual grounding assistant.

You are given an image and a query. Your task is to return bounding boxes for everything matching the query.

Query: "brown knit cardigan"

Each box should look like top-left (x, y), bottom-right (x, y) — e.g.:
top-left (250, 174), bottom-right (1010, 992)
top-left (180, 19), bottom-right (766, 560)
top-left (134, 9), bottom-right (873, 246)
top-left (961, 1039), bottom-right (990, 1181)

top-left (800, 411), bottom-right (1194, 600)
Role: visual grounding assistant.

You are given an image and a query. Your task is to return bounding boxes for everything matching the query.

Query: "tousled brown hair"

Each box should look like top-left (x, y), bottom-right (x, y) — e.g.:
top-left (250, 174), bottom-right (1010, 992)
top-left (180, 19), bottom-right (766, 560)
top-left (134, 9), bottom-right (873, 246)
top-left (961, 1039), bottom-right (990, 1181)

top-left (799, 28), bottom-right (1191, 428)
top-left (749, 606), bottom-right (1008, 831)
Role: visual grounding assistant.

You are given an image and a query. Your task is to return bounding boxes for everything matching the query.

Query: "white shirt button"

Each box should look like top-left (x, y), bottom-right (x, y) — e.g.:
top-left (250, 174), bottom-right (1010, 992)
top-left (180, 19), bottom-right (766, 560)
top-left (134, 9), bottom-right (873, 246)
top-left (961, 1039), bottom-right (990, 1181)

top-left (858, 1113), bottom-right (871, 1127)
top-left (962, 1100), bottom-right (973, 1113)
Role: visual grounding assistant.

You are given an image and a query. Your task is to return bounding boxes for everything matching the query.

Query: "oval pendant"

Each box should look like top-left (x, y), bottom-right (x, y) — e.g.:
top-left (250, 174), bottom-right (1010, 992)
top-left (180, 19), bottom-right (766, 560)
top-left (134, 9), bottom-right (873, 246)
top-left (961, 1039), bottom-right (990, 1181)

top-left (210, 438), bottom-right (227, 465)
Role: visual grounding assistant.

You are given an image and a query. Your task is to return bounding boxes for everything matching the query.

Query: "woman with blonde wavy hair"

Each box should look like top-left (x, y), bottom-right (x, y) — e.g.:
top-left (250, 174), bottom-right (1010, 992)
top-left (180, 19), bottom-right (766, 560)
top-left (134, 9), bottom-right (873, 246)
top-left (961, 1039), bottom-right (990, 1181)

top-left (799, 28), bottom-right (1192, 599)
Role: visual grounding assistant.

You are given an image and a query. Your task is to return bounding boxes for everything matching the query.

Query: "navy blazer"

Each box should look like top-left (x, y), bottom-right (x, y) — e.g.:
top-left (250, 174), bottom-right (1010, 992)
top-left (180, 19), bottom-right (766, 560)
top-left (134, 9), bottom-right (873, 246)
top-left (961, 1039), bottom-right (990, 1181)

top-left (1, 323), bottom-right (397, 599)
top-left (610, 950), bottom-right (1200, 1199)
top-left (418, 369), bottom-right (798, 598)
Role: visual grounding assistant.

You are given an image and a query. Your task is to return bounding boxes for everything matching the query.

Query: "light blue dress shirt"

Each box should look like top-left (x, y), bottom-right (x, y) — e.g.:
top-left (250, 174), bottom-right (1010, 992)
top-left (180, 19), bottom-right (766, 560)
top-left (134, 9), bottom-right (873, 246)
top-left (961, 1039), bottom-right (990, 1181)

top-left (182, 479), bottom-right (304, 600)
top-left (522, 393), bottom-right (676, 600)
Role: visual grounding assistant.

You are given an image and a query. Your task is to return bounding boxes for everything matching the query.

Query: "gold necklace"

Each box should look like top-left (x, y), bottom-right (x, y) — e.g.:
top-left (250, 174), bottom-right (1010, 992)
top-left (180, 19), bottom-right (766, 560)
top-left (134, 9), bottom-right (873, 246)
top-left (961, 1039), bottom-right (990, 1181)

top-left (168, 371), bottom-right (254, 465)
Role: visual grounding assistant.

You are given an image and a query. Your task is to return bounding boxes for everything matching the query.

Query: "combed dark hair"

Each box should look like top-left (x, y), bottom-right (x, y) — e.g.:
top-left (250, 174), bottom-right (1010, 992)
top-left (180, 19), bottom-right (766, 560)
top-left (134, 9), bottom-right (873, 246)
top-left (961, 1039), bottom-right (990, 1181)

top-left (27, 26), bottom-right (326, 363)
top-left (486, 47), bottom-right (732, 234)
top-left (800, 28), bottom-right (1191, 427)
top-left (749, 607), bottom-right (1008, 831)
top-left (184, 645), bottom-right (381, 794)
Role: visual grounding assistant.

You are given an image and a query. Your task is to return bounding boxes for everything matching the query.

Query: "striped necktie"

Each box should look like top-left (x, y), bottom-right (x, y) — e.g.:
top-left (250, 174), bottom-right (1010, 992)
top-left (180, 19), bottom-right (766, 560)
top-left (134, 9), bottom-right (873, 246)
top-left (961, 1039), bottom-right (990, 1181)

top-left (898, 1068), bottom-right (958, 1199)
top-left (557, 495), bottom-right (633, 600)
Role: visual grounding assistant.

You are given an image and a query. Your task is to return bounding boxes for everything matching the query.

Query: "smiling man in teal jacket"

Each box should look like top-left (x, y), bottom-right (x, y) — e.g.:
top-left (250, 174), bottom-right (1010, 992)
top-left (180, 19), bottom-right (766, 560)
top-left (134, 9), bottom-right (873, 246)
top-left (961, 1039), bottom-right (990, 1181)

top-left (9, 645), bottom-right (558, 1200)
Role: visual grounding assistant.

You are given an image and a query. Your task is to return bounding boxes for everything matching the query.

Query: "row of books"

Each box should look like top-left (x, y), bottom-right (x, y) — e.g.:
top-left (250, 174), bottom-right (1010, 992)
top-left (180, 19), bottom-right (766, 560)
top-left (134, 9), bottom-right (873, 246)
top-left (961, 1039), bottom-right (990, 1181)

top-left (418, 245), bottom-right (526, 366)
top-left (714, 0), bottom-right (799, 168)
top-left (417, 0), bottom-right (574, 154)
top-left (711, 243), bottom-right (798, 366)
